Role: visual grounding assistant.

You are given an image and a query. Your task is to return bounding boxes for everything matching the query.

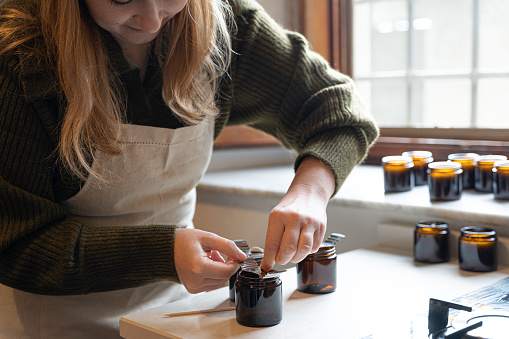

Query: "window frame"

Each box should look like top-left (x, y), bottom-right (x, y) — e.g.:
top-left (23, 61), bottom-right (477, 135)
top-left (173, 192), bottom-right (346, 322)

top-left (216, 0), bottom-right (509, 165)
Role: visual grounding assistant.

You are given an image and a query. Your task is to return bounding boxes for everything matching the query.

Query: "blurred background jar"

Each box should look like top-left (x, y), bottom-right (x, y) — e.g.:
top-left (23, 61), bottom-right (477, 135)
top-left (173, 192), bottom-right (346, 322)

top-left (382, 156), bottom-right (414, 192)
top-left (414, 220), bottom-right (449, 263)
top-left (493, 161), bottom-right (509, 200)
top-left (458, 226), bottom-right (497, 272)
top-left (448, 153), bottom-right (479, 189)
top-left (427, 162), bottom-right (463, 201)
top-left (403, 151), bottom-right (433, 186)
top-left (475, 155), bottom-right (507, 192)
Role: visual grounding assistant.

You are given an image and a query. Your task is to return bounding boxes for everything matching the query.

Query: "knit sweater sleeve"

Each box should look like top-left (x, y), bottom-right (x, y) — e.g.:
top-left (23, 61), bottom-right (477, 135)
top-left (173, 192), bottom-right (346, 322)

top-left (218, 0), bottom-right (379, 194)
top-left (0, 59), bottom-right (180, 295)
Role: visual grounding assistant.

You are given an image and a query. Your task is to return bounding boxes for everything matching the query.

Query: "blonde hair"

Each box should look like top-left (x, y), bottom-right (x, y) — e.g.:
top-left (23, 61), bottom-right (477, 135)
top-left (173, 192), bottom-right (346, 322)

top-left (0, 0), bottom-right (232, 180)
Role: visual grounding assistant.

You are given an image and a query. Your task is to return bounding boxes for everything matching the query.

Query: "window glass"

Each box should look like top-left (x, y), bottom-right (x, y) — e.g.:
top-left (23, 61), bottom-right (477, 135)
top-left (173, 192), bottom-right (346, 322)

top-left (353, 2), bottom-right (372, 76)
top-left (414, 0), bottom-right (472, 71)
top-left (358, 79), bottom-right (408, 126)
top-left (479, 0), bottom-right (509, 71)
top-left (353, 0), bottom-right (509, 134)
top-left (418, 79), bottom-right (471, 127)
top-left (477, 78), bottom-right (509, 128)
top-left (371, 0), bottom-right (408, 72)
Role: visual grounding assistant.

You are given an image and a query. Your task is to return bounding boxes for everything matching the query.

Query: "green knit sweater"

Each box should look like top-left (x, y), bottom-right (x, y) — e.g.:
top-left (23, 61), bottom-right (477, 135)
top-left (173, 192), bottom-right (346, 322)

top-left (0, 0), bottom-right (378, 295)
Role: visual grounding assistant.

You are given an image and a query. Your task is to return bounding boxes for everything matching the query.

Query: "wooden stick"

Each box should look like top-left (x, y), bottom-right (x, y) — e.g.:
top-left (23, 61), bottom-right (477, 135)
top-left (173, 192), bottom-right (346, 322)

top-left (162, 306), bottom-right (236, 318)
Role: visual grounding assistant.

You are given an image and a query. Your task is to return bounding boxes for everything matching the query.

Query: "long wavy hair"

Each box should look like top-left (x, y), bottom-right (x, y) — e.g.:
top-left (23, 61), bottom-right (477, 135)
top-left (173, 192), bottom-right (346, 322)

top-left (0, 0), bottom-right (232, 180)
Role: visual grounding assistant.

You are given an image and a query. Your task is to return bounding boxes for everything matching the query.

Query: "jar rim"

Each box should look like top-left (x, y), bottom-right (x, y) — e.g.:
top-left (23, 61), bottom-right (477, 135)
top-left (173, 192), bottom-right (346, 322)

top-left (460, 226), bottom-right (496, 237)
top-left (494, 161), bottom-right (509, 169)
top-left (448, 153), bottom-right (480, 160)
top-left (237, 268), bottom-right (281, 283)
top-left (416, 220), bottom-right (448, 229)
top-left (428, 161), bottom-right (462, 170)
top-left (402, 151), bottom-right (433, 158)
top-left (306, 244), bottom-right (336, 259)
top-left (382, 155), bottom-right (413, 164)
top-left (476, 155), bottom-right (508, 163)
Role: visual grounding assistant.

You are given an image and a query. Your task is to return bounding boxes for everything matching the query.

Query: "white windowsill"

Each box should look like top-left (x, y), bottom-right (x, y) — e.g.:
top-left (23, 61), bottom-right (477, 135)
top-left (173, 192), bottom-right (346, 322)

top-left (199, 147), bottom-right (509, 236)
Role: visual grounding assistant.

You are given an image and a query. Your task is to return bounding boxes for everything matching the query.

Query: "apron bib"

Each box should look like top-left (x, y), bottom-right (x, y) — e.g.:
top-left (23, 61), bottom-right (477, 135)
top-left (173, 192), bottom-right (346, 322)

top-left (0, 118), bottom-right (214, 338)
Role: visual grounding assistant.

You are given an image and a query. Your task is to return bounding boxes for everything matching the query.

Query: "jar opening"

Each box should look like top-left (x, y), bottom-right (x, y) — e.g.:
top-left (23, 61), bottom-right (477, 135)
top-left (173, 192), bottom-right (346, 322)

top-left (402, 151), bottom-right (433, 158)
top-left (416, 220), bottom-right (448, 230)
top-left (237, 268), bottom-right (281, 287)
top-left (460, 226), bottom-right (496, 238)
top-left (476, 155), bottom-right (507, 165)
top-left (428, 161), bottom-right (462, 170)
top-left (494, 161), bottom-right (509, 169)
top-left (448, 153), bottom-right (479, 161)
top-left (382, 156), bottom-right (414, 165)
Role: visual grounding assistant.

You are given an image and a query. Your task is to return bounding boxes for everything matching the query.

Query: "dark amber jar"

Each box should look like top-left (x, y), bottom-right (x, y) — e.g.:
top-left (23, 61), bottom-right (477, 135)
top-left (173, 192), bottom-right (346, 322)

top-left (493, 161), bottom-right (509, 200)
top-left (403, 151), bottom-right (433, 186)
top-left (229, 261), bottom-right (259, 302)
top-left (427, 162), bottom-right (463, 201)
top-left (414, 221), bottom-right (449, 263)
top-left (459, 226), bottom-right (497, 272)
top-left (475, 155), bottom-right (507, 192)
top-left (382, 156), bottom-right (414, 192)
top-left (235, 269), bottom-right (282, 327)
top-left (297, 243), bottom-right (337, 294)
top-left (448, 153), bottom-right (479, 190)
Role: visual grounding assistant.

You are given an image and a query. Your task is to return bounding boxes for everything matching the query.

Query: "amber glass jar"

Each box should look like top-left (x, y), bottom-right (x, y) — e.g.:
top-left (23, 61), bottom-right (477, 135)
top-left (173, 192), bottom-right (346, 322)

top-left (493, 161), bottom-right (509, 200)
top-left (459, 226), bottom-right (497, 272)
top-left (414, 221), bottom-right (449, 263)
top-left (297, 243), bottom-right (337, 294)
top-left (448, 153), bottom-right (479, 189)
top-left (382, 156), bottom-right (414, 192)
top-left (235, 269), bottom-right (282, 327)
top-left (475, 155), bottom-right (507, 192)
top-left (229, 260), bottom-right (259, 302)
top-left (403, 151), bottom-right (433, 186)
top-left (427, 162), bottom-right (463, 201)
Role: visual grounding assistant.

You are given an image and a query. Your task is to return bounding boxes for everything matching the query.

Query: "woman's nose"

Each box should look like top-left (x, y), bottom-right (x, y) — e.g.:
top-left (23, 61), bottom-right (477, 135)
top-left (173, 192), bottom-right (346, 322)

top-left (132, 1), bottom-right (167, 33)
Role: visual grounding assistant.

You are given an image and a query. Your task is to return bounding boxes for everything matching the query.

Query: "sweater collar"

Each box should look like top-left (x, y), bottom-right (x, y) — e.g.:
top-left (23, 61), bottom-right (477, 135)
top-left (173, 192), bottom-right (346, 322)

top-left (20, 24), bottom-right (141, 102)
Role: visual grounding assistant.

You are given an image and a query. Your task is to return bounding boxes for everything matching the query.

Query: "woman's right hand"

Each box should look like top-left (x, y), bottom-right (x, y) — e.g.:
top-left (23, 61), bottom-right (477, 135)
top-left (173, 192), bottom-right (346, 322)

top-left (174, 228), bottom-right (247, 294)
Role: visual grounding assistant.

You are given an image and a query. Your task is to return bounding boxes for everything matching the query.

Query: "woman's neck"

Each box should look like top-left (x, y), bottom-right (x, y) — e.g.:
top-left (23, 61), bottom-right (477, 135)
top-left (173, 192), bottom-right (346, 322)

top-left (122, 43), bottom-right (152, 82)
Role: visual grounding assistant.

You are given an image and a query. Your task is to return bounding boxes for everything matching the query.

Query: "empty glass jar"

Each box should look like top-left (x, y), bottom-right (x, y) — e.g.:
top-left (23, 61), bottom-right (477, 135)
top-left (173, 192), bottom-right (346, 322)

top-left (403, 151), bottom-right (433, 186)
top-left (459, 226), bottom-right (497, 272)
top-left (448, 153), bottom-right (479, 189)
top-left (414, 220), bottom-right (449, 263)
top-left (493, 161), bottom-right (509, 200)
top-left (475, 155), bottom-right (507, 192)
top-left (235, 269), bottom-right (283, 327)
top-left (297, 242), bottom-right (337, 294)
top-left (427, 162), bottom-right (463, 201)
top-left (382, 156), bottom-right (414, 192)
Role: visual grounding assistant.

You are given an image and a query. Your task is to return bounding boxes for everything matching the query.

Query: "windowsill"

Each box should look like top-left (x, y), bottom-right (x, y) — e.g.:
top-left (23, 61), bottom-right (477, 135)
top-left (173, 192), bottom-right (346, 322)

top-left (199, 148), bottom-right (509, 236)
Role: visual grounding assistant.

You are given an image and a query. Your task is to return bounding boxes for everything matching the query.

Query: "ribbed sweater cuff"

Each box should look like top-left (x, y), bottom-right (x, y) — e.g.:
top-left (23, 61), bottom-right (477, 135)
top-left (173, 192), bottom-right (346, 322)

top-left (295, 127), bottom-right (365, 197)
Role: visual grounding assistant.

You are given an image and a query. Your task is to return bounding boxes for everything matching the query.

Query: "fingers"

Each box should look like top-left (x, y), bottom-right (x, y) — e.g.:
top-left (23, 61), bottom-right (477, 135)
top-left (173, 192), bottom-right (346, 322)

top-left (260, 212), bottom-right (284, 272)
top-left (201, 233), bottom-right (247, 262)
top-left (174, 229), bottom-right (246, 295)
top-left (312, 223), bottom-right (326, 253)
top-left (261, 202), bottom-right (328, 271)
top-left (184, 261), bottom-right (239, 294)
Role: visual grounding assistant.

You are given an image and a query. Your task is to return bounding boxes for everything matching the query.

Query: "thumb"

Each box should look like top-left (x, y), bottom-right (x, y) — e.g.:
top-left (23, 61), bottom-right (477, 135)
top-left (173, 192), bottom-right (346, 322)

top-left (201, 233), bottom-right (247, 262)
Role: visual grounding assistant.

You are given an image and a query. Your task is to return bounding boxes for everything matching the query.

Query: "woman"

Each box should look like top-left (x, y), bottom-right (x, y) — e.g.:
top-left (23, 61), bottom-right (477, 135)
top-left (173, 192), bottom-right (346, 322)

top-left (0, 0), bottom-right (379, 337)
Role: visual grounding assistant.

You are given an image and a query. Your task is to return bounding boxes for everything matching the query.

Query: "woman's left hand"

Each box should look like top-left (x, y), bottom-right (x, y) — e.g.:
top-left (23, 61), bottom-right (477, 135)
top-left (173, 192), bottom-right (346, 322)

top-left (260, 156), bottom-right (336, 271)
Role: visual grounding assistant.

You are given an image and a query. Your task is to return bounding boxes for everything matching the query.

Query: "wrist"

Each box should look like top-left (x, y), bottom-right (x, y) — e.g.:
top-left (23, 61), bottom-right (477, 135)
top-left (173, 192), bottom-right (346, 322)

top-left (290, 156), bottom-right (335, 201)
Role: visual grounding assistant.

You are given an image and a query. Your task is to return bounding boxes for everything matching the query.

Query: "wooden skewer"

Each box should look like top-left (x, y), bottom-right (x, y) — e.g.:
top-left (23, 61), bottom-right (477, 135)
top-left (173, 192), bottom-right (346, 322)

top-left (162, 306), bottom-right (236, 318)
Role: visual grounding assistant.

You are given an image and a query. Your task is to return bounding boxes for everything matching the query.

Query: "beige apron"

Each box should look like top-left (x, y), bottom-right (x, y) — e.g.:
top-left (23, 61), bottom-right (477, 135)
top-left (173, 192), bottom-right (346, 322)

top-left (0, 118), bottom-right (214, 338)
